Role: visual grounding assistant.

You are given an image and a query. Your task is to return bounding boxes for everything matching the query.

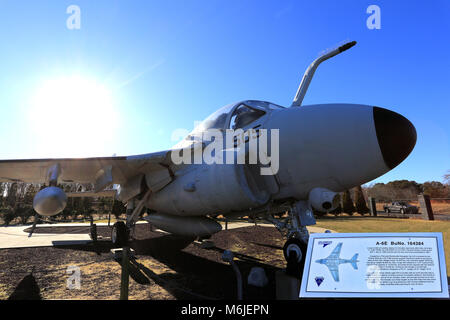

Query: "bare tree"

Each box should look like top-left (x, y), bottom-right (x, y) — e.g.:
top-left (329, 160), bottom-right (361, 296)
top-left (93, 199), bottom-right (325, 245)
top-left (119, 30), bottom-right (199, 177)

top-left (444, 170), bottom-right (450, 185)
top-left (0, 183), bottom-right (5, 207)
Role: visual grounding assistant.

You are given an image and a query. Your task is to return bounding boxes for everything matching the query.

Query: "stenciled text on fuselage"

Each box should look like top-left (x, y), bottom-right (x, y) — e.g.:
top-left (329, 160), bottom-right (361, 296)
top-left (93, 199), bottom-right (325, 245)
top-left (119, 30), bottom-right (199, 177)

top-left (171, 128), bottom-right (279, 176)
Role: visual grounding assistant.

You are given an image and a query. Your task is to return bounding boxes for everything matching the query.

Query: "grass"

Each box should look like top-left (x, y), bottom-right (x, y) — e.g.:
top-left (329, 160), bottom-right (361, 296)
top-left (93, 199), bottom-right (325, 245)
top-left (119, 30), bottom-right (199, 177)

top-left (315, 216), bottom-right (450, 275)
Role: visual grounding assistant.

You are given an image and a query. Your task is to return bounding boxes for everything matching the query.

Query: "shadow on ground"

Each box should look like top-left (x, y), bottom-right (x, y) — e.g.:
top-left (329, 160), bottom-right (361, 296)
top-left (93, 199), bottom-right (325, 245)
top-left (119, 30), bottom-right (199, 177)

top-left (8, 273), bottom-right (42, 300)
top-left (6, 224), bottom-right (285, 299)
top-left (126, 234), bottom-right (281, 299)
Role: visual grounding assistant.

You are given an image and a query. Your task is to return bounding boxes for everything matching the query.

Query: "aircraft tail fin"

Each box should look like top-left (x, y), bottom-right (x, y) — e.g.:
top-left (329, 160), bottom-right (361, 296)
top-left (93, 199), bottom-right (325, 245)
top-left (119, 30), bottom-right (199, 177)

top-left (350, 254), bottom-right (359, 270)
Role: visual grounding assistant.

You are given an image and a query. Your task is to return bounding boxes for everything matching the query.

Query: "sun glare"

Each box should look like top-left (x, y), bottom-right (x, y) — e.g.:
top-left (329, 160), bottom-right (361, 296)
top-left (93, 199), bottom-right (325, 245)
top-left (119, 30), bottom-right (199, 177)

top-left (28, 76), bottom-right (119, 158)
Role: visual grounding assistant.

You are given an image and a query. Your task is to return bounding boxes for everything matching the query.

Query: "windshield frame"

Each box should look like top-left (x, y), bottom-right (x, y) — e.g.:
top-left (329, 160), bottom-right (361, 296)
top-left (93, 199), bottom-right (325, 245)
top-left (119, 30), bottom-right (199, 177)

top-left (187, 100), bottom-right (282, 139)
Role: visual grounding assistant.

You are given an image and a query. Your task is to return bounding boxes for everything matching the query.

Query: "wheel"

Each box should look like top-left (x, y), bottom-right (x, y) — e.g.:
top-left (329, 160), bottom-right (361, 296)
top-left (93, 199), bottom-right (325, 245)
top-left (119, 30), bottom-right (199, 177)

top-left (111, 221), bottom-right (128, 247)
top-left (283, 238), bottom-right (307, 278)
top-left (400, 208), bottom-right (405, 214)
top-left (385, 208), bottom-right (390, 213)
top-left (283, 238), bottom-right (307, 264)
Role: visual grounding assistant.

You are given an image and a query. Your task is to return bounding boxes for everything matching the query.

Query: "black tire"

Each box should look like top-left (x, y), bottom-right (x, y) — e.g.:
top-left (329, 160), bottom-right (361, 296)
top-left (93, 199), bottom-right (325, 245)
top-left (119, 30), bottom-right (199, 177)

top-left (400, 208), bottom-right (405, 214)
top-left (283, 238), bottom-right (307, 264)
top-left (283, 238), bottom-right (307, 279)
top-left (111, 221), bottom-right (128, 247)
top-left (385, 208), bottom-right (390, 213)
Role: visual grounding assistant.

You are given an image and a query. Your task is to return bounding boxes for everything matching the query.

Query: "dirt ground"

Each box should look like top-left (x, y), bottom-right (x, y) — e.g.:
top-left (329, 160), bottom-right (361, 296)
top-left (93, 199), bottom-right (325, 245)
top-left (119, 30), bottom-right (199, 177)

top-left (0, 224), bottom-right (287, 300)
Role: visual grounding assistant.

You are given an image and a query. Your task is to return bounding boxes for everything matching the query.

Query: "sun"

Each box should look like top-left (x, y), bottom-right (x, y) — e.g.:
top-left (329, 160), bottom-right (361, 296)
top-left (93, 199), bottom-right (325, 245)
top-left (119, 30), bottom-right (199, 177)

top-left (28, 75), bottom-right (120, 158)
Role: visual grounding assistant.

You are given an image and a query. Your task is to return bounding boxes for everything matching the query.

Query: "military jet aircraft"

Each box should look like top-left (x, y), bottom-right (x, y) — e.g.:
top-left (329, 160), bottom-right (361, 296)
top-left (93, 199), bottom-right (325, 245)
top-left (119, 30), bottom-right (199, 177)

top-left (315, 242), bottom-right (359, 282)
top-left (0, 41), bottom-right (416, 266)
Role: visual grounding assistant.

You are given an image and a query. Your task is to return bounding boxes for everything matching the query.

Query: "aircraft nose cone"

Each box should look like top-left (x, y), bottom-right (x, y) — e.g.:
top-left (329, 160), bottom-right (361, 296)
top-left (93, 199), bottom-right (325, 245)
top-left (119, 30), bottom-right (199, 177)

top-left (373, 107), bottom-right (417, 169)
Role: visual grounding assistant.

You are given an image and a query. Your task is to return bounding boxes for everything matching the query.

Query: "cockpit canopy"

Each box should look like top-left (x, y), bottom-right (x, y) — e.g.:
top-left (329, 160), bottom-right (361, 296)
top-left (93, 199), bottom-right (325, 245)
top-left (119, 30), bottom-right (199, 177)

top-left (190, 100), bottom-right (284, 134)
top-left (170, 100), bottom-right (285, 149)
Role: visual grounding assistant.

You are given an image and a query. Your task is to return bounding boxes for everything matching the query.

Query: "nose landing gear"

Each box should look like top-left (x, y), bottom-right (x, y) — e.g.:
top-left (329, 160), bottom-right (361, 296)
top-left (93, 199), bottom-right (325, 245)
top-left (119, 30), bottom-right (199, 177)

top-left (110, 190), bottom-right (153, 247)
top-left (283, 238), bottom-right (307, 278)
top-left (266, 200), bottom-right (316, 278)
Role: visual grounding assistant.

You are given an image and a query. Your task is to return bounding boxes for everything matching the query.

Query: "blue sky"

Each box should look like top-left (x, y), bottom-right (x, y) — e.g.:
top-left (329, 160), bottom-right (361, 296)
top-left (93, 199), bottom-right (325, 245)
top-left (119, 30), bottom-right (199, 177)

top-left (0, 0), bottom-right (448, 184)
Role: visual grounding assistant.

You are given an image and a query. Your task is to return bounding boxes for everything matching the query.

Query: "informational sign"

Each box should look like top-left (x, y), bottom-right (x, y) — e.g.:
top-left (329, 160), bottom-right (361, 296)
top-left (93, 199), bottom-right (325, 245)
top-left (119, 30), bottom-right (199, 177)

top-left (300, 233), bottom-right (448, 298)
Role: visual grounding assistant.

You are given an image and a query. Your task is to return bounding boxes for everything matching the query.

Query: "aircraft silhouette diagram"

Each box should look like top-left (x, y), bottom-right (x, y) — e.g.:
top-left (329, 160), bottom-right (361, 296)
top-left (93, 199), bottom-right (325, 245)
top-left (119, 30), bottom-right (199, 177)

top-left (315, 242), bottom-right (359, 282)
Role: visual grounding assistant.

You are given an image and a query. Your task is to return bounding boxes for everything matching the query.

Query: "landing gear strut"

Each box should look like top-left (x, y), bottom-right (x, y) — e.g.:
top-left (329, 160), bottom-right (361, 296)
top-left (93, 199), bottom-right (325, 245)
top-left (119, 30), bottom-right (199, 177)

top-left (110, 189), bottom-right (153, 246)
top-left (111, 221), bottom-right (128, 247)
top-left (266, 200), bottom-right (316, 278)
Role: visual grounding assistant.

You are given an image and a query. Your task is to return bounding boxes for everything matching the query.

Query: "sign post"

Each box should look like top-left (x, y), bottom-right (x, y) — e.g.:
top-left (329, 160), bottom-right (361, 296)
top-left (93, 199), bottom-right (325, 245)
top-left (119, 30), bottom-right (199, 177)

top-left (368, 197), bottom-right (377, 217)
top-left (418, 194), bottom-right (434, 221)
top-left (120, 246), bottom-right (129, 300)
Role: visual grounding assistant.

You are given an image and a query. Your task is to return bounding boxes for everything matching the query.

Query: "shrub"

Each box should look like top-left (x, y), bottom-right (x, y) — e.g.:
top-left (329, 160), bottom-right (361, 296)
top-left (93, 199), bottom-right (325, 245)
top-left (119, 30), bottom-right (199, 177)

top-left (15, 205), bottom-right (34, 225)
top-left (0, 208), bottom-right (16, 226)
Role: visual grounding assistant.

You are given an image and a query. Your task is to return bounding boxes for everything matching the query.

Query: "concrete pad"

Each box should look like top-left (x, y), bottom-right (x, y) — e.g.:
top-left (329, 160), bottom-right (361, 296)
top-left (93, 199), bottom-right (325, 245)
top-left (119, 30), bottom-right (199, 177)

top-left (220, 221), bottom-right (336, 233)
top-left (0, 220), bottom-right (335, 250)
top-left (307, 226), bottom-right (336, 233)
top-left (32, 221), bottom-right (147, 228)
top-left (0, 225), bottom-right (92, 249)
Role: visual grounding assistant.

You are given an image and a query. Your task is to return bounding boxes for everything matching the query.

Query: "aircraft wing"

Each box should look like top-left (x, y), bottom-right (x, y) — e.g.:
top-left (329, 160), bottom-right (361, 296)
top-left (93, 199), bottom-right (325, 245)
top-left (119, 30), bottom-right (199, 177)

top-left (327, 265), bottom-right (340, 282)
top-left (0, 150), bottom-right (173, 185)
top-left (327, 242), bottom-right (343, 259)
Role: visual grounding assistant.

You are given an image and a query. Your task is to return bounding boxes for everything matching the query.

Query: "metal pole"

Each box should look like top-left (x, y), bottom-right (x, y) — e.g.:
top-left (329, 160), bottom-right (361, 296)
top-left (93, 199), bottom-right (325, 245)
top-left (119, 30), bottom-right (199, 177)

top-left (368, 197), bottom-right (377, 217)
top-left (120, 246), bottom-right (129, 300)
top-left (231, 261), bottom-right (243, 300)
top-left (222, 250), bottom-right (242, 300)
top-left (291, 41), bottom-right (357, 107)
